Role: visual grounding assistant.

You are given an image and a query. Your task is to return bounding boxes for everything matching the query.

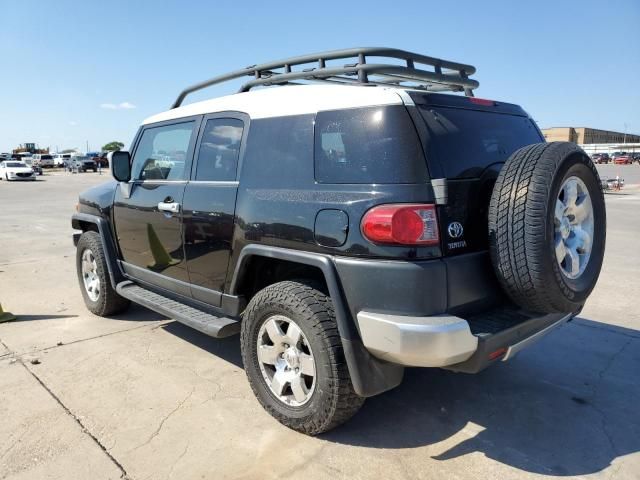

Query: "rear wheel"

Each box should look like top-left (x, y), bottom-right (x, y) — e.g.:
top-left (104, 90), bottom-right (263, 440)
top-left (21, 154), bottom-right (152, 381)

top-left (76, 231), bottom-right (130, 316)
top-left (241, 280), bottom-right (363, 435)
top-left (489, 142), bottom-right (606, 313)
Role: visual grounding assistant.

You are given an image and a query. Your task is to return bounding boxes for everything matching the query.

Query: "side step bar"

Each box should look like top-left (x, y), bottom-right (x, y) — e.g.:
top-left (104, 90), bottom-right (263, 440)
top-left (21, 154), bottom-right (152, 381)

top-left (116, 281), bottom-right (240, 338)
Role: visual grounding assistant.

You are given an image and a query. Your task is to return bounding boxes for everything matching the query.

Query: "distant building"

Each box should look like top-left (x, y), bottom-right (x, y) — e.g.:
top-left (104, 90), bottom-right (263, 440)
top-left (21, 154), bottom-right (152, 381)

top-left (541, 127), bottom-right (640, 144)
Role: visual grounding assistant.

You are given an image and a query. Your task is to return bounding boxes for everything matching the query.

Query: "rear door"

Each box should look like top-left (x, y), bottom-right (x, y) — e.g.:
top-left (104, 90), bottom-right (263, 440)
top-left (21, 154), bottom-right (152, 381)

top-left (411, 94), bottom-right (543, 256)
top-left (113, 118), bottom-right (200, 296)
top-left (182, 113), bottom-right (247, 305)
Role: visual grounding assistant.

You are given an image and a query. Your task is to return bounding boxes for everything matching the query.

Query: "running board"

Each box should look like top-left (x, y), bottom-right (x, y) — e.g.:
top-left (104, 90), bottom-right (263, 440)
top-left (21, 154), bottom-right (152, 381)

top-left (116, 281), bottom-right (240, 338)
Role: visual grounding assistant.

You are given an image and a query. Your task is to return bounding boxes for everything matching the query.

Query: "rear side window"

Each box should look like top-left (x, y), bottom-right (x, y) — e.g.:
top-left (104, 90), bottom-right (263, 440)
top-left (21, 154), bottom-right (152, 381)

top-left (195, 118), bottom-right (244, 181)
top-left (241, 115), bottom-right (314, 188)
top-left (314, 106), bottom-right (427, 184)
top-left (418, 106), bottom-right (542, 178)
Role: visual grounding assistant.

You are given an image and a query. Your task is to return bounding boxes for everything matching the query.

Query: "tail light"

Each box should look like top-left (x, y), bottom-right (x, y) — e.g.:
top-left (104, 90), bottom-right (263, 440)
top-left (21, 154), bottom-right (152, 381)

top-left (361, 204), bottom-right (439, 246)
top-left (469, 97), bottom-right (495, 106)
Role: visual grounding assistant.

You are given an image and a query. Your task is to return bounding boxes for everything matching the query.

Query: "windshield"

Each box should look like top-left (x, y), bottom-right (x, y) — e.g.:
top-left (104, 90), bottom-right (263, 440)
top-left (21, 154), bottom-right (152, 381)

top-left (6, 162), bottom-right (27, 168)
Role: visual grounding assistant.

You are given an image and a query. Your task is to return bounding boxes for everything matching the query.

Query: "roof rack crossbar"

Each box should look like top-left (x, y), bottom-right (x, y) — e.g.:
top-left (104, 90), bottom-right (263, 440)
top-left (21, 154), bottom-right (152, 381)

top-left (171, 47), bottom-right (478, 109)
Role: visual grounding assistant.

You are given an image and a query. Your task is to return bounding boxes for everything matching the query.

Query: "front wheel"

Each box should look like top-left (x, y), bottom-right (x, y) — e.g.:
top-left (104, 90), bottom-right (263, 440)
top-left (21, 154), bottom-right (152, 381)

top-left (241, 280), bottom-right (364, 435)
top-left (76, 231), bottom-right (130, 316)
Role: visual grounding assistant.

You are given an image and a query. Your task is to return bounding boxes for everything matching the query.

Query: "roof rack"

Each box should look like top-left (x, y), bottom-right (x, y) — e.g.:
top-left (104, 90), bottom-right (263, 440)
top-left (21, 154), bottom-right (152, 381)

top-left (171, 47), bottom-right (479, 109)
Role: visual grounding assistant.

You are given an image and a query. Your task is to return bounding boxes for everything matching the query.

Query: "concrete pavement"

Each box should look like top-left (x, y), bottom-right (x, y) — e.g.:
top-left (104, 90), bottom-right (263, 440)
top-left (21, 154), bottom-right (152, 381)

top-left (0, 171), bottom-right (638, 479)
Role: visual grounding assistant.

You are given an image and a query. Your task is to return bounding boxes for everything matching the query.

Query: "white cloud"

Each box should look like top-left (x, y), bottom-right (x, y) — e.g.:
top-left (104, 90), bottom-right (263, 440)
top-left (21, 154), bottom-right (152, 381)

top-left (100, 102), bottom-right (136, 110)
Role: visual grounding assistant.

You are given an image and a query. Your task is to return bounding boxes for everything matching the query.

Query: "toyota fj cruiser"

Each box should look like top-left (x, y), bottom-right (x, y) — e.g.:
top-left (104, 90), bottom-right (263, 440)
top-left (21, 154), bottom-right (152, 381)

top-left (72, 48), bottom-right (606, 435)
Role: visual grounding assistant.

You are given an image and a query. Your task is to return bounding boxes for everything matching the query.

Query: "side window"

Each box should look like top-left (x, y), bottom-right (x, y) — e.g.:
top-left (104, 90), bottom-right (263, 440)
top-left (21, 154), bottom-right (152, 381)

top-left (131, 121), bottom-right (195, 181)
top-left (195, 118), bottom-right (244, 181)
top-left (314, 106), bottom-right (427, 184)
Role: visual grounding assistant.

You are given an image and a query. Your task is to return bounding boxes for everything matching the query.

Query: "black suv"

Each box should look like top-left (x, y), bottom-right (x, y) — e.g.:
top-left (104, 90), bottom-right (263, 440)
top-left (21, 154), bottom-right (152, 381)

top-left (72, 48), bottom-right (606, 435)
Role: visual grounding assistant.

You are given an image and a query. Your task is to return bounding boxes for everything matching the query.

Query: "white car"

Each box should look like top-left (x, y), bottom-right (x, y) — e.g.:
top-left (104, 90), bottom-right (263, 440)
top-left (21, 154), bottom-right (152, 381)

top-left (0, 161), bottom-right (37, 181)
top-left (53, 153), bottom-right (72, 167)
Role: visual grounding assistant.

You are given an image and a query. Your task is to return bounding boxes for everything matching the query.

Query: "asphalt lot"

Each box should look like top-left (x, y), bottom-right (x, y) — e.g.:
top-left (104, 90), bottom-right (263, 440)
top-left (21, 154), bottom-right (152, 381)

top-left (0, 167), bottom-right (639, 480)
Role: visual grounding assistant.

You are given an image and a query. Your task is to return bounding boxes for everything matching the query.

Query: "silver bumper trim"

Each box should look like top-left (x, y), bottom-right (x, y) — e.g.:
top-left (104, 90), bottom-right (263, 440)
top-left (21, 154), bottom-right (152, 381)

top-left (501, 313), bottom-right (572, 361)
top-left (356, 311), bottom-right (478, 367)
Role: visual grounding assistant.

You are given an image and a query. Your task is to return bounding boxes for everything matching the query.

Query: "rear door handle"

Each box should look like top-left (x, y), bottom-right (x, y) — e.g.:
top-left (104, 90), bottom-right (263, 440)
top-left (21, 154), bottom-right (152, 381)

top-left (158, 201), bottom-right (181, 213)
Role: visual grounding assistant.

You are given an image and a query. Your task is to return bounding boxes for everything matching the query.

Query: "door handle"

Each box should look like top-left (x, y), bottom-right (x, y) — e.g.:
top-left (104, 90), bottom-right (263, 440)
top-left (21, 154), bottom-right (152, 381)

top-left (158, 201), bottom-right (181, 213)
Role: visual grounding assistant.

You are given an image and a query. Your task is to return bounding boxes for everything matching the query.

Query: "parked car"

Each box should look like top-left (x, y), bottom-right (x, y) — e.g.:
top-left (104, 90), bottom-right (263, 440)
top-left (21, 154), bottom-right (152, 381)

top-left (53, 153), bottom-right (72, 167)
top-left (613, 153), bottom-right (633, 165)
top-left (601, 177), bottom-right (624, 190)
top-left (32, 153), bottom-right (55, 168)
top-left (68, 155), bottom-right (97, 172)
top-left (0, 160), bottom-right (37, 181)
top-left (72, 47), bottom-right (606, 435)
top-left (591, 153), bottom-right (610, 164)
top-left (20, 157), bottom-right (43, 175)
top-left (632, 153), bottom-right (640, 164)
top-left (95, 152), bottom-right (110, 168)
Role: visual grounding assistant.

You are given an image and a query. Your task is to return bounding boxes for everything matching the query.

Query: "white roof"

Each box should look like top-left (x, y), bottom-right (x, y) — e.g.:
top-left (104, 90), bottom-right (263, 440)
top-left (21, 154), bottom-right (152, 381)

top-left (142, 85), bottom-right (406, 125)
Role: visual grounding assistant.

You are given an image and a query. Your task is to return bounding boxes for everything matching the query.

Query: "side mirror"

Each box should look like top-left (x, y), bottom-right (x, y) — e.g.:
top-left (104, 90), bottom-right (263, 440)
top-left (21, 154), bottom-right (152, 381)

top-left (110, 151), bottom-right (131, 182)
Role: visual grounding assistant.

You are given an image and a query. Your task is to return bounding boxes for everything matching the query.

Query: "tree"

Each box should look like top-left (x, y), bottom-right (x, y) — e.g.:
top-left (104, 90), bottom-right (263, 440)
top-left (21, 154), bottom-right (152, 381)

top-left (102, 141), bottom-right (124, 152)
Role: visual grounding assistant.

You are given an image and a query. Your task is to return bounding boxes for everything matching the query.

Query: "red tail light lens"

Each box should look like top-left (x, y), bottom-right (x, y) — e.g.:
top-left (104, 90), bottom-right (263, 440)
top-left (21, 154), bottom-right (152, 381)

top-left (469, 97), bottom-right (495, 106)
top-left (361, 204), bottom-right (439, 245)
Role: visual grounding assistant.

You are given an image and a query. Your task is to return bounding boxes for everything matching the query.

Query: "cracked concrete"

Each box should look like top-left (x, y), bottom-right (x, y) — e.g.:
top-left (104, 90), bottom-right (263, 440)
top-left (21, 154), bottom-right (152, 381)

top-left (0, 168), bottom-right (638, 479)
top-left (0, 356), bottom-right (123, 480)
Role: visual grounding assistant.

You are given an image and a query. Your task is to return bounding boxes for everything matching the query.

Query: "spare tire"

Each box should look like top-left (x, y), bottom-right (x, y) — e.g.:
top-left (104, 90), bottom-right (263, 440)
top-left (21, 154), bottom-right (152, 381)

top-left (488, 142), bottom-right (606, 314)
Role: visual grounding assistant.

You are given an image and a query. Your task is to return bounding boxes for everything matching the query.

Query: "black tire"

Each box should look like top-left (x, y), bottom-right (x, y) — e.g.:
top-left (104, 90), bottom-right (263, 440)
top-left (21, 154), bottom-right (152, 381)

top-left (76, 231), bottom-right (130, 316)
top-left (489, 142), bottom-right (606, 314)
top-left (241, 280), bottom-right (364, 435)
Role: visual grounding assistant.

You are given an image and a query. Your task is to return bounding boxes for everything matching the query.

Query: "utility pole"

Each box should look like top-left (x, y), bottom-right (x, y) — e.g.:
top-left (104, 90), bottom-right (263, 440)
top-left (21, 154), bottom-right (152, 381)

top-left (86, 140), bottom-right (89, 153)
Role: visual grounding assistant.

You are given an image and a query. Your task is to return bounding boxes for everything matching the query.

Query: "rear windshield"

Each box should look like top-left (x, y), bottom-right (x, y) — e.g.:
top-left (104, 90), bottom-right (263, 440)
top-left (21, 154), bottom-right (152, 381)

top-left (41, 155), bottom-right (53, 160)
top-left (417, 106), bottom-right (542, 179)
top-left (314, 105), bottom-right (427, 184)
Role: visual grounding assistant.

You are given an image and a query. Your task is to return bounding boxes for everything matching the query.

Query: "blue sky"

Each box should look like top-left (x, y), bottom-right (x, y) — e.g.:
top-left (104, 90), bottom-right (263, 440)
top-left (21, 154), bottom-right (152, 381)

top-left (1, 0), bottom-right (638, 153)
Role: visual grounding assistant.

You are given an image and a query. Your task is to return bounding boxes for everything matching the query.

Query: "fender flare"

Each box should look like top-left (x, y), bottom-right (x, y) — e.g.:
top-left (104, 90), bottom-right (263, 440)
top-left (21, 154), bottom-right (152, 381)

top-left (229, 244), bottom-right (403, 397)
top-left (72, 213), bottom-right (124, 289)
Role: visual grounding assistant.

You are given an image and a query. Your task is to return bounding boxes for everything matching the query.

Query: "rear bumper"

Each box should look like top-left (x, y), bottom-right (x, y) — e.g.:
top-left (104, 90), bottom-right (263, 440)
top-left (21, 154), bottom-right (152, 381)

top-left (448, 311), bottom-right (572, 373)
top-left (357, 308), bottom-right (571, 370)
top-left (334, 253), bottom-right (574, 372)
top-left (357, 311), bottom-right (478, 367)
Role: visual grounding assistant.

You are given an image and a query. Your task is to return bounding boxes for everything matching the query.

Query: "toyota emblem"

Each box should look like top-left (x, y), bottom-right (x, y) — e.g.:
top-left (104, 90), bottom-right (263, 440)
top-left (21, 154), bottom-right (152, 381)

top-left (448, 221), bottom-right (464, 239)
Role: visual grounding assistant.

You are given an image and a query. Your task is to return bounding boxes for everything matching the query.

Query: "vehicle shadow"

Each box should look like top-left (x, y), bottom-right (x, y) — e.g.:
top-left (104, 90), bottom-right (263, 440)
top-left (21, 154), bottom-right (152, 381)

top-left (154, 314), bottom-right (639, 476)
top-left (109, 303), bottom-right (169, 322)
top-left (323, 318), bottom-right (640, 476)
top-left (161, 320), bottom-right (243, 368)
top-left (8, 314), bottom-right (78, 322)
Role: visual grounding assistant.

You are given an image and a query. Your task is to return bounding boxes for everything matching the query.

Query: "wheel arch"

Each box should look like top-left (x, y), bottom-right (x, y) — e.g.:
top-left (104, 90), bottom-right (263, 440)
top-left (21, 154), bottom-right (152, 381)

top-left (229, 245), bottom-right (404, 397)
top-left (72, 213), bottom-right (124, 289)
